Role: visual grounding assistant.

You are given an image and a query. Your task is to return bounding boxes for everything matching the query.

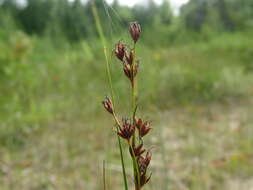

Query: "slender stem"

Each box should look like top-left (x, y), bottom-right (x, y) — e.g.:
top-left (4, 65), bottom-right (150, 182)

top-left (131, 43), bottom-right (137, 139)
top-left (91, 1), bottom-right (115, 103)
top-left (103, 160), bottom-right (106, 190)
top-left (116, 132), bottom-right (128, 189)
top-left (131, 43), bottom-right (141, 189)
top-left (91, 3), bottom-right (128, 190)
top-left (112, 113), bottom-right (121, 127)
top-left (131, 43), bottom-right (137, 117)
top-left (129, 138), bottom-right (141, 190)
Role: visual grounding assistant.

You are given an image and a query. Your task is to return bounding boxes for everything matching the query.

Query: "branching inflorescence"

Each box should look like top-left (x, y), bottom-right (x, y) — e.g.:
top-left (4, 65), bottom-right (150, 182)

top-left (102, 22), bottom-right (152, 190)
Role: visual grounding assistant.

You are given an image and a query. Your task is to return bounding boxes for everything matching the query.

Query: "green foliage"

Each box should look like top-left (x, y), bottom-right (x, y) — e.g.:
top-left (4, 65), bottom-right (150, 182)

top-left (180, 0), bottom-right (253, 32)
top-left (1, 27), bottom-right (252, 148)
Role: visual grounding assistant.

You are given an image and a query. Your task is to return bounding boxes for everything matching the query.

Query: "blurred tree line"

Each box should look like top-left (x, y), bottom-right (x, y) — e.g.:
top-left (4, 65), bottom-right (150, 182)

top-left (0, 0), bottom-right (252, 43)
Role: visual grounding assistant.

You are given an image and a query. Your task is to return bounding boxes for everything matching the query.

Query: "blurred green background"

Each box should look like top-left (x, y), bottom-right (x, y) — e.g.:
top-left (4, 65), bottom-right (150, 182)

top-left (0, 0), bottom-right (253, 189)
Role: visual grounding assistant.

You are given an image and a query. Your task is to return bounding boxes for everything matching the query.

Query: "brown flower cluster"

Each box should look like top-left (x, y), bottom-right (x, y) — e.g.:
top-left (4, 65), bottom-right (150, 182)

top-left (102, 21), bottom-right (152, 190)
top-left (114, 22), bottom-right (141, 86)
top-left (102, 102), bottom-right (152, 189)
top-left (118, 118), bottom-right (135, 140)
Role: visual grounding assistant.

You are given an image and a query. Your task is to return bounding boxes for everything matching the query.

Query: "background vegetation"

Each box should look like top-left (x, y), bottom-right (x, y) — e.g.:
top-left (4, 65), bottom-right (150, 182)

top-left (0, 0), bottom-right (253, 189)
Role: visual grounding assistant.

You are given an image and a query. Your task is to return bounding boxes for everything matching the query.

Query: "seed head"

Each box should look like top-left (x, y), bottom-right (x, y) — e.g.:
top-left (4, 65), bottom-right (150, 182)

top-left (137, 151), bottom-right (152, 187)
top-left (129, 142), bottom-right (146, 157)
top-left (140, 172), bottom-right (152, 187)
top-left (135, 118), bottom-right (152, 137)
top-left (117, 118), bottom-right (135, 140)
top-left (123, 62), bottom-right (138, 85)
top-left (114, 41), bottom-right (126, 61)
top-left (125, 50), bottom-right (134, 65)
top-left (123, 63), bottom-right (132, 80)
top-left (138, 151), bottom-right (152, 171)
top-left (102, 96), bottom-right (114, 114)
top-left (129, 21), bottom-right (141, 43)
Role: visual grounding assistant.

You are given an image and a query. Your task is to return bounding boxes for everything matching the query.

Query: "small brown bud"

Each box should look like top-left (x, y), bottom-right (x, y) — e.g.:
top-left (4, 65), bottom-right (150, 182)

top-left (123, 63), bottom-right (132, 80)
top-left (129, 21), bottom-right (141, 43)
top-left (135, 118), bottom-right (143, 130)
top-left (143, 151), bottom-right (152, 167)
top-left (123, 61), bottom-right (138, 84)
top-left (102, 96), bottom-right (113, 114)
top-left (125, 50), bottom-right (134, 65)
top-left (114, 41), bottom-right (126, 61)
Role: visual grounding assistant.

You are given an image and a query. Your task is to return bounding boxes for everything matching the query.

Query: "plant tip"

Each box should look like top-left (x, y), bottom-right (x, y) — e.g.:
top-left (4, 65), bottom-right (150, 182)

top-left (129, 21), bottom-right (141, 43)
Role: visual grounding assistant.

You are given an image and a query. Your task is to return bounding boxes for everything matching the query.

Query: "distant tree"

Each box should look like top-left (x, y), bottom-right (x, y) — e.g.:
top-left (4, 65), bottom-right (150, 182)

top-left (180, 0), bottom-right (208, 31)
top-left (62, 0), bottom-right (88, 41)
top-left (1, 0), bottom-right (252, 43)
top-left (132, 0), bottom-right (159, 30)
top-left (180, 0), bottom-right (253, 31)
top-left (17, 0), bottom-right (52, 34)
top-left (226, 0), bottom-right (253, 29)
top-left (159, 0), bottom-right (173, 25)
top-left (214, 0), bottom-right (235, 31)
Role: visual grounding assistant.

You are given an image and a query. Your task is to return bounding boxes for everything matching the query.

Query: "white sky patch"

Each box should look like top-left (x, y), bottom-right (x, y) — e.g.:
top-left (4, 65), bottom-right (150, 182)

top-left (16, 0), bottom-right (189, 15)
top-left (106, 0), bottom-right (189, 14)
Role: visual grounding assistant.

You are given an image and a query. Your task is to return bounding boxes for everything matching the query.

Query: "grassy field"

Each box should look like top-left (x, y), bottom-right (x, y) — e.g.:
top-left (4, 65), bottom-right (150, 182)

top-left (0, 29), bottom-right (253, 189)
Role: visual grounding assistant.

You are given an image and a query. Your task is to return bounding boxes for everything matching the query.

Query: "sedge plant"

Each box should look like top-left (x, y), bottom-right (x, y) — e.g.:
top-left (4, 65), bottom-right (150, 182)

top-left (102, 22), bottom-right (152, 190)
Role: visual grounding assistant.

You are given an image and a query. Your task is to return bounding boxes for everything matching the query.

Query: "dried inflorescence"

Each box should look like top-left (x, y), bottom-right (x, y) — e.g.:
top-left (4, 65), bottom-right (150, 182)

top-left (130, 142), bottom-right (145, 157)
top-left (102, 96), bottom-right (114, 114)
top-left (114, 40), bottom-right (139, 86)
top-left (138, 151), bottom-right (152, 187)
top-left (114, 41), bottom-right (126, 61)
top-left (135, 118), bottom-right (152, 137)
top-left (123, 62), bottom-right (139, 84)
top-left (103, 21), bottom-right (152, 190)
top-left (118, 118), bottom-right (135, 140)
top-left (129, 21), bottom-right (141, 43)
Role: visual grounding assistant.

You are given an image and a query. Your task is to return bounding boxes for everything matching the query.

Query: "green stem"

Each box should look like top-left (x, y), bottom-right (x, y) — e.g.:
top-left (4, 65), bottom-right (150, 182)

top-left (91, 1), bottom-right (114, 103)
top-left (117, 132), bottom-right (128, 189)
top-left (131, 43), bottom-right (137, 117)
top-left (129, 139), bottom-right (141, 190)
top-left (92, 3), bottom-right (128, 190)
top-left (103, 160), bottom-right (106, 190)
top-left (131, 43), bottom-right (141, 189)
